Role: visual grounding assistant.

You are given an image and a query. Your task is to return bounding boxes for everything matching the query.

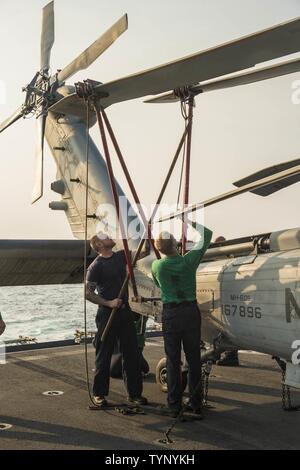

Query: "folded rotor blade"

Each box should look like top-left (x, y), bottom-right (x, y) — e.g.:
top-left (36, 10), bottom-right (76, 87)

top-left (144, 57), bottom-right (300, 104)
top-left (199, 57), bottom-right (300, 93)
top-left (0, 107), bottom-right (24, 133)
top-left (144, 92), bottom-right (179, 104)
top-left (40, 1), bottom-right (55, 72)
top-left (32, 114), bottom-right (47, 204)
top-left (92, 15), bottom-right (300, 108)
top-left (50, 16), bottom-right (300, 114)
top-left (157, 162), bottom-right (300, 223)
top-left (57, 14), bottom-right (128, 84)
top-left (233, 158), bottom-right (300, 196)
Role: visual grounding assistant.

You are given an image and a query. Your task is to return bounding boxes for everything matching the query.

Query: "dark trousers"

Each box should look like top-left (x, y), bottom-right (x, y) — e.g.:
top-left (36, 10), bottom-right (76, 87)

top-left (162, 303), bottom-right (201, 411)
top-left (93, 305), bottom-right (143, 398)
top-left (110, 349), bottom-right (150, 379)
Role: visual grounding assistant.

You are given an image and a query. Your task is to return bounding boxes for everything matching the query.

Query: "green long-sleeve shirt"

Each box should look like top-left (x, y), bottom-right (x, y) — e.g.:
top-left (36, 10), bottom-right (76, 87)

top-left (151, 224), bottom-right (213, 304)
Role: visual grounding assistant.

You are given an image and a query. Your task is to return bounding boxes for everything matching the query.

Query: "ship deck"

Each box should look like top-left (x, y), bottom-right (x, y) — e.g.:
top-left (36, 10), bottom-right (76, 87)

top-left (1, 337), bottom-right (300, 450)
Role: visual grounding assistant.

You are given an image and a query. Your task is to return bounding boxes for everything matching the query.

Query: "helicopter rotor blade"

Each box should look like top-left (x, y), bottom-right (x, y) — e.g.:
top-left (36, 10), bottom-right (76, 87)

top-left (57, 14), bottom-right (128, 83)
top-left (40, 1), bottom-right (55, 72)
top-left (31, 114), bottom-right (47, 204)
top-left (233, 158), bottom-right (300, 196)
top-left (0, 107), bottom-right (24, 133)
top-left (157, 162), bottom-right (300, 223)
top-left (50, 16), bottom-right (300, 115)
top-left (92, 15), bottom-right (300, 108)
top-left (144, 57), bottom-right (300, 104)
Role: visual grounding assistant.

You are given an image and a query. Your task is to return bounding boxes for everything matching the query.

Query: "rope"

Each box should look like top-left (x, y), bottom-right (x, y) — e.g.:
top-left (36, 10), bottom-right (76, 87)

top-left (95, 105), bottom-right (138, 298)
top-left (83, 100), bottom-right (98, 407)
top-left (176, 120), bottom-right (188, 209)
top-left (82, 98), bottom-right (147, 403)
top-left (180, 99), bottom-right (188, 120)
top-left (178, 96), bottom-right (193, 254)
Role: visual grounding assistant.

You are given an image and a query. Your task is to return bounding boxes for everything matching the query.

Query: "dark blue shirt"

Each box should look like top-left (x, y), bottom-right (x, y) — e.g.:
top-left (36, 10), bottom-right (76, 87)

top-left (87, 250), bottom-right (128, 302)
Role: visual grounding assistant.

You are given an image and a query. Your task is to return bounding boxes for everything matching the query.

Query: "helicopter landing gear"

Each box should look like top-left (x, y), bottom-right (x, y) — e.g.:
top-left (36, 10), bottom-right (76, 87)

top-left (155, 357), bottom-right (188, 393)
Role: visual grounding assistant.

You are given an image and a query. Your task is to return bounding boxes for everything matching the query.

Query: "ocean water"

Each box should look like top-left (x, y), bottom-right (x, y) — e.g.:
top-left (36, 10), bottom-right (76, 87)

top-left (0, 285), bottom-right (110, 343)
top-left (0, 285), bottom-right (156, 344)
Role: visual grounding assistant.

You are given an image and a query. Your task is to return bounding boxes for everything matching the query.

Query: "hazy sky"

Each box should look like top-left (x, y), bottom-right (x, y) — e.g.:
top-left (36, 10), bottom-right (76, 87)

top-left (0, 0), bottom-right (300, 240)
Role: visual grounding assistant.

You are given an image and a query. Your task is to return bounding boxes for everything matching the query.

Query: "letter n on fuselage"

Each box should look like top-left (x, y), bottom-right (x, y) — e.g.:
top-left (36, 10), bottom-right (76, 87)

top-left (285, 288), bottom-right (300, 323)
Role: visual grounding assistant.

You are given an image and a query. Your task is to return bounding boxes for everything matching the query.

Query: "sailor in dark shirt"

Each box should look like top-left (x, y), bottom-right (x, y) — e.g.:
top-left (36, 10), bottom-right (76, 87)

top-left (86, 232), bottom-right (149, 407)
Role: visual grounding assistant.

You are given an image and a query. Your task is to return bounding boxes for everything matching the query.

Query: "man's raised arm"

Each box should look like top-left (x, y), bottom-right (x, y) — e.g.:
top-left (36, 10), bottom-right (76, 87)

top-left (184, 221), bottom-right (213, 268)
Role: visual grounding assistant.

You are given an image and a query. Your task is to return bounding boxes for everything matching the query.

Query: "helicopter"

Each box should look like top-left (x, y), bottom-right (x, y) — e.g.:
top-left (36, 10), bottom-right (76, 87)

top-left (1, 1), bottom-right (300, 395)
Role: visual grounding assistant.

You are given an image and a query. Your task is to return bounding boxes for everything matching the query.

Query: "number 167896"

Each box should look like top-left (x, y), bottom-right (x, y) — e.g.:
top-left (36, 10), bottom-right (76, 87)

top-left (222, 304), bottom-right (262, 319)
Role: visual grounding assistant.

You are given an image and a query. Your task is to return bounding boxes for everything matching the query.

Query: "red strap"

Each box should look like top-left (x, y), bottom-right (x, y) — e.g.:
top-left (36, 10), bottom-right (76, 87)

top-left (95, 105), bottom-right (138, 297)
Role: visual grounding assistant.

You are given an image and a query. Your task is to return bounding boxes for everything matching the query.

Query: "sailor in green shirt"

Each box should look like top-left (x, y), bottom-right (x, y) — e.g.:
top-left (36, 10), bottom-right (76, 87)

top-left (152, 221), bottom-right (213, 417)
